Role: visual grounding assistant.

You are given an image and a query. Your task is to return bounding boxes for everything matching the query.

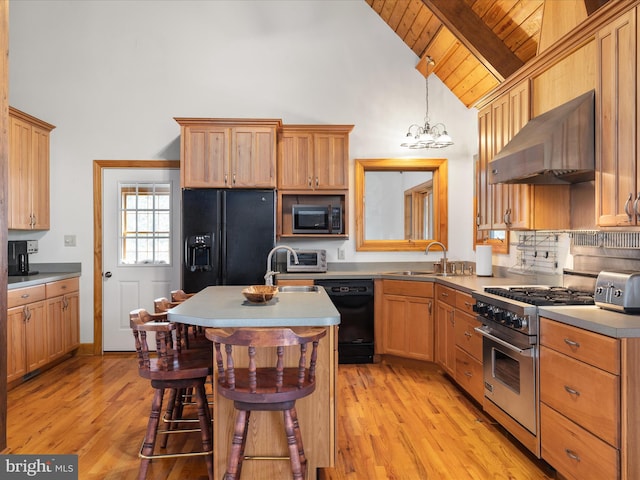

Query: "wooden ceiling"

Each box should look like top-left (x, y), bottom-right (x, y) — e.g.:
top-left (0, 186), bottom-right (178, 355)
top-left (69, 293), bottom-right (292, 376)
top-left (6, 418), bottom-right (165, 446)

top-left (366, 0), bottom-right (609, 107)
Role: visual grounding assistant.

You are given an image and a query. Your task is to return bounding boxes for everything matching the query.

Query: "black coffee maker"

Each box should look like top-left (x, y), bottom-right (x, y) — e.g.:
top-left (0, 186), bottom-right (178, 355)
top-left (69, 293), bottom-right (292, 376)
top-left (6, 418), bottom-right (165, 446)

top-left (8, 240), bottom-right (38, 276)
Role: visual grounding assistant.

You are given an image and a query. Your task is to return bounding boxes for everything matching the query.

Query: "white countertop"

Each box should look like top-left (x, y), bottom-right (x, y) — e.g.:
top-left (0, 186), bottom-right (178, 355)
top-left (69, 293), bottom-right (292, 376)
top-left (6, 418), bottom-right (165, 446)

top-left (539, 305), bottom-right (640, 338)
top-left (167, 285), bottom-right (340, 328)
top-left (8, 263), bottom-right (81, 289)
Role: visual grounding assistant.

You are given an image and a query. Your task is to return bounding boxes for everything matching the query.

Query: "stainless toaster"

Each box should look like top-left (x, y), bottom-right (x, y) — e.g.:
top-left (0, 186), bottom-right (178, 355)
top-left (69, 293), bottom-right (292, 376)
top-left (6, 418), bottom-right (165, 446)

top-left (594, 270), bottom-right (640, 313)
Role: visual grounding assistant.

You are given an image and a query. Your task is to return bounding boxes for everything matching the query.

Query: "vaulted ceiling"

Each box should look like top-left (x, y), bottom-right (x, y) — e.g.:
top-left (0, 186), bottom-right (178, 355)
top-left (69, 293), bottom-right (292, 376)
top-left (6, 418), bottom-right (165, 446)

top-left (366, 0), bottom-right (610, 107)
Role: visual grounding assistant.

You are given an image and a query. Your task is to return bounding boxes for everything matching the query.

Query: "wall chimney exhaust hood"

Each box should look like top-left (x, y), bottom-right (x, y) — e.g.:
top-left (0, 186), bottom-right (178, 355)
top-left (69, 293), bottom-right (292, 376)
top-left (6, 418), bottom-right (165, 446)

top-left (489, 90), bottom-right (595, 185)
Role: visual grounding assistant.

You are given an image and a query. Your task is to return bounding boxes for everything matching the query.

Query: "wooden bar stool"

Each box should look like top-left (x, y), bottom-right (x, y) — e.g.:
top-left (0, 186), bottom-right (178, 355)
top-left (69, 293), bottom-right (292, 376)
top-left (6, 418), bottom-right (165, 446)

top-left (153, 297), bottom-right (213, 446)
top-left (154, 297), bottom-right (208, 351)
top-left (130, 309), bottom-right (213, 480)
top-left (205, 326), bottom-right (326, 480)
top-left (171, 289), bottom-right (195, 302)
top-left (169, 291), bottom-right (206, 344)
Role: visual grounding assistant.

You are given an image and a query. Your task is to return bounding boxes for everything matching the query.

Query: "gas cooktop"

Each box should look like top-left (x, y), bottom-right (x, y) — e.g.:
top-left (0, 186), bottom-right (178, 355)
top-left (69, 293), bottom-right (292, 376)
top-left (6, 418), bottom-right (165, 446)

top-left (484, 286), bottom-right (595, 307)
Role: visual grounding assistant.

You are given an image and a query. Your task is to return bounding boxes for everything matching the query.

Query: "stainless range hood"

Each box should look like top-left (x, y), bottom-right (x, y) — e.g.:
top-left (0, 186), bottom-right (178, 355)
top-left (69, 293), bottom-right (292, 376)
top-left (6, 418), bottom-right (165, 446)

top-left (489, 90), bottom-right (595, 185)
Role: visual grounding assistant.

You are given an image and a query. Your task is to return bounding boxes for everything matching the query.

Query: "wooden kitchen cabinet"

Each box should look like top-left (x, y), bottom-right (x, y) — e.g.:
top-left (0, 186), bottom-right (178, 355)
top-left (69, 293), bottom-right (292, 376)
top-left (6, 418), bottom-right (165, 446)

top-left (8, 107), bottom-right (54, 230)
top-left (46, 278), bottom-right (80, 358)
top-left (379, 280), bottom-right (434, 361)
top-left (596, 8), bottom-right (639, 227)
top-left (539, 317), bottom-right (621, 480)
top-left (278, 125), bottom-right (353, 191)
top-left (7, 285), bottom-right (48, 383)
top-left (8, 278), bottom-right (80, 386)
top-left (175, 118), bottom-right (282, 189)
top-left (476, 80), bottom-right (569, 242)
top-left (435, 284), bottom-right (456, 376)
top-left (453, 291), bottom-right (483, 403)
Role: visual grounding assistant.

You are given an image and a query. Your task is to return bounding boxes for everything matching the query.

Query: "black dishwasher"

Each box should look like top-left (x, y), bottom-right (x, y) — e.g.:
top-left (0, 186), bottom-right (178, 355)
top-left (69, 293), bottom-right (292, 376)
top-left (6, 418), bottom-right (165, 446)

top-left (314, 279), bottom-right (374, 364)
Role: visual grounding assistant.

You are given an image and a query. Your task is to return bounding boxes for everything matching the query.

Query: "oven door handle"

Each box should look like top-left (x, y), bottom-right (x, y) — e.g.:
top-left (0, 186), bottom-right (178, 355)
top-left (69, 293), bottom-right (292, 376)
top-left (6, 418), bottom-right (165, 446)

top-left (474, 326), bottom-right (533, 356)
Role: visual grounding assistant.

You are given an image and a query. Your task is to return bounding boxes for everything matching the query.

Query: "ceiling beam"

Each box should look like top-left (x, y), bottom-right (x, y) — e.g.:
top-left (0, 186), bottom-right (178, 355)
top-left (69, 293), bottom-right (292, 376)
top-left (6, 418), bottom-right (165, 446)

top-left (421, 0), bottom-right (524, 81)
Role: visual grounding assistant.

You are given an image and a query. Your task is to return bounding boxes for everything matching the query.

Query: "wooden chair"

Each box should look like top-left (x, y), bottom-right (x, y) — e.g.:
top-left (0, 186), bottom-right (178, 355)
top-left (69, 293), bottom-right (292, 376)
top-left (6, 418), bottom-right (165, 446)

top-left (205, 326), bottom-right (327, 480)
top-left (171, 289), bottom-right (195, 302)
top-left (154, 297), bottom-right (203, 351)
top-left (153, 297), bottom-right (213, 445)
top-left (168, 291), bottom-right (206, 345)
top-left (130, 309), bottom-right (213, 480)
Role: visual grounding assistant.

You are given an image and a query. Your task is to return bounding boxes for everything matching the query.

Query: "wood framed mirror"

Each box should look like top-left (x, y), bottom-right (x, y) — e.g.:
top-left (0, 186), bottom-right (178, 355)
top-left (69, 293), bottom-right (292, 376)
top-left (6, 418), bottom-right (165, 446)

top-left (355, 158), bottom-right (448, 251)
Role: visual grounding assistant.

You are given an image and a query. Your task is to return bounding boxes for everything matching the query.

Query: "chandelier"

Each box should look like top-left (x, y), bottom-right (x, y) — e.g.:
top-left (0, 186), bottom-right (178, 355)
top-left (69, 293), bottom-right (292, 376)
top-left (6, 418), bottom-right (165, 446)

top-left (401, 59), bottom-right (453, 149)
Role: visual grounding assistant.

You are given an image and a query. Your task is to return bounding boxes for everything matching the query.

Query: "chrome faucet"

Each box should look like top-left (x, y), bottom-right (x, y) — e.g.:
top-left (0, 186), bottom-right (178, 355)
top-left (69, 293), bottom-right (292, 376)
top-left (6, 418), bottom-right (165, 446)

top-left (425, 241), bottom-right (448, 274)
top-left (264, 245), bottom-right (298, 286)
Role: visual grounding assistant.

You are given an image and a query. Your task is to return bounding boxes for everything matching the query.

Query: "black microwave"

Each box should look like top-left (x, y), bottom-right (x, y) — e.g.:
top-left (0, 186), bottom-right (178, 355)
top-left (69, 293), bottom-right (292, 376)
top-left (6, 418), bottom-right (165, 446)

top-left (292, 204), bottom-right (342, 234)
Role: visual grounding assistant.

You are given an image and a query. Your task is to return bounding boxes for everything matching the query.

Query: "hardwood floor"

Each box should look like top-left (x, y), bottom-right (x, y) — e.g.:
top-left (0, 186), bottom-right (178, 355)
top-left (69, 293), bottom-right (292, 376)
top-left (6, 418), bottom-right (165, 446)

top-left (6, 354), bottom-right (556, 479)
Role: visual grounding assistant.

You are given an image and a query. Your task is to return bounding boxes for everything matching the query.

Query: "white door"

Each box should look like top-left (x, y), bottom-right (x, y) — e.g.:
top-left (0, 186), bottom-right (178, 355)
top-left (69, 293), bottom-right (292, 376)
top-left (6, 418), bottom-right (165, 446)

top-left (102, 168), bottom-right (181, 351)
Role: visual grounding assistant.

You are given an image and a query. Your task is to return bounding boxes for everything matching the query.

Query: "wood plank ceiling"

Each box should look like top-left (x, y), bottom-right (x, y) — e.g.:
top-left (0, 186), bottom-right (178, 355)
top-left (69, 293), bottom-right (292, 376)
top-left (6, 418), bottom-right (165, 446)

top-left (366, 0), bottom-right (608, 107)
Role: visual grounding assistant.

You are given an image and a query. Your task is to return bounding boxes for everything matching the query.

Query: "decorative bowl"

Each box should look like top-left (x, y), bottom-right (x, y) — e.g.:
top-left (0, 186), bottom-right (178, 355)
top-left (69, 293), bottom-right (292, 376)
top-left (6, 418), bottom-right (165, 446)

top-left (242, 285), bottom-right (279, 304)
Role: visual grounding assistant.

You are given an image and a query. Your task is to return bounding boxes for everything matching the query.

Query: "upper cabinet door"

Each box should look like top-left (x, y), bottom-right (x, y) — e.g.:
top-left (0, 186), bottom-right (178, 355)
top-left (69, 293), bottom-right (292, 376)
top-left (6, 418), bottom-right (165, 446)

top-left (8, 115), bottom-right (32, 229)
top-left (8, 108), bottom-right (54, 230)
top-left (490, 93), bottom-right (510, 230)
top-left (506, 81), bottom-right (532, 230)
top-left (313, 132), bottom-right (349, 190)
top-left (231, 126), bottom-right (277, 188)
top-left (278, 131), bottom-right (313, 190)
top-left (476, 104), bottom-right (493, 232)
top-left (181, 125), bottom-right (229, 188)
top-left (596, 8), bottom-right (638, 227)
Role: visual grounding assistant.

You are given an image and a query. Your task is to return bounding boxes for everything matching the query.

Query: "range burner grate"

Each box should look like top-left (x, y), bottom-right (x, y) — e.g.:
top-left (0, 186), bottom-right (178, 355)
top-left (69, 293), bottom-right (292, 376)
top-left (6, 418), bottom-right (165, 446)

top-left (485, 286), bottom-right (595, 307)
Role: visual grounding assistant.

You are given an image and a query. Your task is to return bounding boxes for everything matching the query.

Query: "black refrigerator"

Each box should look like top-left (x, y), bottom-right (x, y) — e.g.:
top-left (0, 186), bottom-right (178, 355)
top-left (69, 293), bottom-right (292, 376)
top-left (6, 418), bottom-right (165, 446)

top-left (181, 189), bottom-right (276, 293)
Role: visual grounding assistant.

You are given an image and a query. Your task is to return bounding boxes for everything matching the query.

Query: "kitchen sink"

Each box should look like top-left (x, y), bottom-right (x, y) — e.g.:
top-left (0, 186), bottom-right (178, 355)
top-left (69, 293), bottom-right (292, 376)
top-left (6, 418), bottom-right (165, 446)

top-left (278, 285), bottom-right (320, 293)
top-left (384, 271), bottom-right (434, 276)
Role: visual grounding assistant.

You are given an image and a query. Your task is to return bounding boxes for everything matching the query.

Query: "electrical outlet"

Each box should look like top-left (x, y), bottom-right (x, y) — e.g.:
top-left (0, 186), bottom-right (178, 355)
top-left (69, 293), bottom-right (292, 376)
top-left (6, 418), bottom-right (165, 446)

top-left (64, 235), bottom-right (76, 247)
top-left (337, 248), bottom-right (345, 260)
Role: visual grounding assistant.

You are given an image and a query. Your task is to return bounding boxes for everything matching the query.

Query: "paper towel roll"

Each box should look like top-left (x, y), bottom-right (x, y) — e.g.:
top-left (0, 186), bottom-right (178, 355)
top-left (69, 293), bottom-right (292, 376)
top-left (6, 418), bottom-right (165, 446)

top-left (476, 245), bottom-right (493, 276)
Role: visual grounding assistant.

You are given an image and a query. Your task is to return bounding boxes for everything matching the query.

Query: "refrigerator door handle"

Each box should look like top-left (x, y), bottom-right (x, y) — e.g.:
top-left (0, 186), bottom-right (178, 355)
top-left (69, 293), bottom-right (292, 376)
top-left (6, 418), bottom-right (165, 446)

top-left (220, 195), bottom-right (227, 284)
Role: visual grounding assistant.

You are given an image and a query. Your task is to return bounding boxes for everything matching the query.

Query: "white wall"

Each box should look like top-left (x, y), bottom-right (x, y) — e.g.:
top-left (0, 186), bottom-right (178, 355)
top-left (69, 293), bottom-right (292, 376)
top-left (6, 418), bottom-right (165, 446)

top-left (8, 0), bottom-right (478, 344)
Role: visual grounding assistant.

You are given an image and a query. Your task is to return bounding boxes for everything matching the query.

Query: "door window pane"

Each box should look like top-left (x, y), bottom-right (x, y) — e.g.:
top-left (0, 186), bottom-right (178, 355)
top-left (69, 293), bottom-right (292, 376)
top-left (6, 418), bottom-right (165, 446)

top-left (119, 182), bottom-right (172, 265)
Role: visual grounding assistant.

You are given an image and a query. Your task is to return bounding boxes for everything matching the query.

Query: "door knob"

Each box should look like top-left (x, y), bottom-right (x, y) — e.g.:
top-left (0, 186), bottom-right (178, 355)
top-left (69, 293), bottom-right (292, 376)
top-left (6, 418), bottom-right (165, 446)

top-left (104, 271), bottom-right (112, 278)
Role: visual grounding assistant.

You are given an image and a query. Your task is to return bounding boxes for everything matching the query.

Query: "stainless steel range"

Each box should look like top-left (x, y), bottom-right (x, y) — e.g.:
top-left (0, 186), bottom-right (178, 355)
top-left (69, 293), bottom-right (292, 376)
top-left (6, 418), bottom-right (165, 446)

top-left (472, 284), bottom-right (595, 457)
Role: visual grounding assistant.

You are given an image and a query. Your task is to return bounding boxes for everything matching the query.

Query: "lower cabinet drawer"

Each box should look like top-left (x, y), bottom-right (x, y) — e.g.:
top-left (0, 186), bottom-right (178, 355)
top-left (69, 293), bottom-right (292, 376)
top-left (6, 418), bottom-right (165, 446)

top-left (454, 347), bottom-right (483, 402)
top-left (454, 310), bottom-right (482, 360)
top-left (541, 403), bottom-right (619, 480)
top-left (8, 285), bottom-right (46, 308)
top-left (46, 277), bottom-right (79, 297)
top-left (540, 345), bottom-right (619, 447)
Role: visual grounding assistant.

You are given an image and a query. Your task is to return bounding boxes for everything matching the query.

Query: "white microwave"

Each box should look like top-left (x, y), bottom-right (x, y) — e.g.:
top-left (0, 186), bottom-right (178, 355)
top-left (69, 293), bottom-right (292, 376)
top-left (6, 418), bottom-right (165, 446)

top-left (287, 249), bottom-right (328, 273)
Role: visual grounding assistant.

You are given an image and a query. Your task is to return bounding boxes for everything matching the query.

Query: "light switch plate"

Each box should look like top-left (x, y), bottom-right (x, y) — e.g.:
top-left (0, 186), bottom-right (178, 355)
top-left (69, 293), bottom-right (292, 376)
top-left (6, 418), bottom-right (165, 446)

top-left (64, 235), bottom-right (76, 247)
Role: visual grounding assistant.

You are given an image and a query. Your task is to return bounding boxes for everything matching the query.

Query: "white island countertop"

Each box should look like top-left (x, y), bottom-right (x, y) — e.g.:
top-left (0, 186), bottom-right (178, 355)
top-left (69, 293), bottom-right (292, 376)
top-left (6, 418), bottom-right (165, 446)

top-left (167, 285), bottom-right (340, 328)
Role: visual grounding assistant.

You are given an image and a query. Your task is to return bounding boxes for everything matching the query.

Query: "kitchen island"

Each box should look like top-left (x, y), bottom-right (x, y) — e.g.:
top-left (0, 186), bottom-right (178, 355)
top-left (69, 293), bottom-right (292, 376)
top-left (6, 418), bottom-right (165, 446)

top-left (168, 285), bottom-right (340, 480)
